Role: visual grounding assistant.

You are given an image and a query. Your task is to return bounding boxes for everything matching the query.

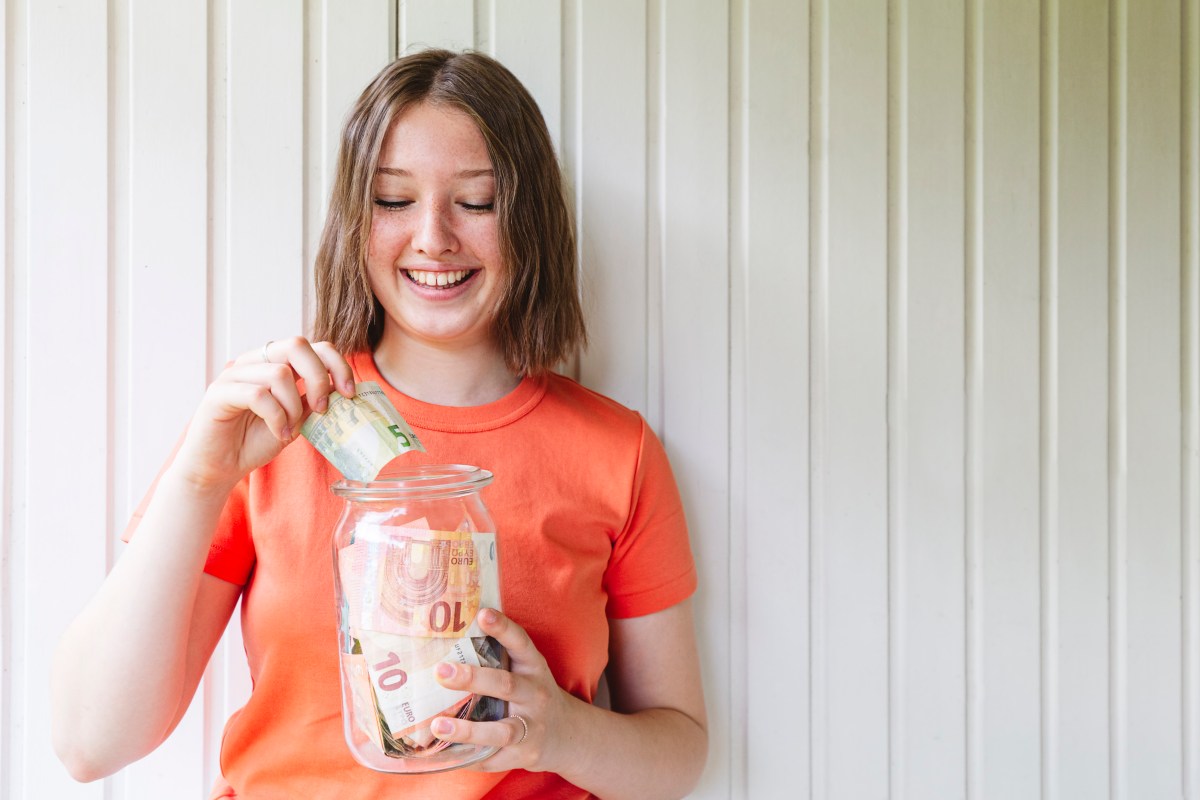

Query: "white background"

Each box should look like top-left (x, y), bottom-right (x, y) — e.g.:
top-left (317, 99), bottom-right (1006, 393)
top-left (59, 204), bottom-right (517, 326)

top-left (2, 0), bottom-right (1198, 798)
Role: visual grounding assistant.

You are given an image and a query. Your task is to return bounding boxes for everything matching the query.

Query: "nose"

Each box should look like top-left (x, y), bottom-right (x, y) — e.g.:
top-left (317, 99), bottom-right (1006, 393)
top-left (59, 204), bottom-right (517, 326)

top-left (411, 201), bottom-right (458, 256)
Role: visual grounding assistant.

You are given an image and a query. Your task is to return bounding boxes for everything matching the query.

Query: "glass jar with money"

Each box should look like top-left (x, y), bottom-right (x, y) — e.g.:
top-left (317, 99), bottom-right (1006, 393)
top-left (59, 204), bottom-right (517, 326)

top-left (331, 465), bottom-right (509, 773)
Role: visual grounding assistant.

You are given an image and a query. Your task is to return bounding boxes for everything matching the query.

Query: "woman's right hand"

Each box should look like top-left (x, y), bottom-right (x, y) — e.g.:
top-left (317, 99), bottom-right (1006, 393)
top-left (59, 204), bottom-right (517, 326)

top-left (173, 336), bottom-right (356, 492)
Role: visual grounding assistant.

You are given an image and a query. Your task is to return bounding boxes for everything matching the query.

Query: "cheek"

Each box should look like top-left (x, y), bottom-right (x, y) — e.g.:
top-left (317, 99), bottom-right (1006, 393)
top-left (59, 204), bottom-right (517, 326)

top-left (367, 216), bottom-right (405, 261)
top-left (473, 223), bottom-right (503, 270)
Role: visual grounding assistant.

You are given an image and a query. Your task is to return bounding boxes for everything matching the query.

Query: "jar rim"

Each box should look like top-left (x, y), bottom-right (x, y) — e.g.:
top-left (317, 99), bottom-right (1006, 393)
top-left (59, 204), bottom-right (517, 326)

top-left (331, 464), bottom-right (493, 500)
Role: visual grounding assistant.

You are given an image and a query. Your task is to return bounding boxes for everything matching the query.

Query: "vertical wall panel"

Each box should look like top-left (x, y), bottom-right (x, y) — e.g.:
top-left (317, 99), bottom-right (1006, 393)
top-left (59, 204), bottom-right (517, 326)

top-left (117, 2), bottom-right (211, 795)
top-left (490, 0), bottom-right (562, 151)
top-left (0, 0), bottom-right (7, 791)
top-left (813, 0), bottom-right (889, 796)
top-left (202, 4), bottom-right (244, 790)
top-left (736, 0), bottom-right (809, 796)
top-left (655, 1), bottom-right (730, 795)
top-left (399, 0), bottom-right (474, 53)
top-left (574, 1), bottom-right (647, 413)
top-left (976, 1), bottom-right (1042, 796)
top-left (212, 10), bottom-right (308, 790)
top-left (1123, 1), bottom-right (1184, 796)
top-left (303, 0), bottom-right (394, 328)
top-left (0, 0), bottom-right (11, 786)
top-left (226, 2), bottom-right (305, 355)
top-left (20, 2), bottom-right (110, 799)
top-left (1047, 0), bottom-right (1112, 796)
top-left (890, 0), bottom-right (967, 797)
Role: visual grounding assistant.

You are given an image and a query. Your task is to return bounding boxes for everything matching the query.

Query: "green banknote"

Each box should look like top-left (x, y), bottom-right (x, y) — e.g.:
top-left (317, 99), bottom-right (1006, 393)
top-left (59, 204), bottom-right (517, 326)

top-left (301, 381), bottom-right (425, 481)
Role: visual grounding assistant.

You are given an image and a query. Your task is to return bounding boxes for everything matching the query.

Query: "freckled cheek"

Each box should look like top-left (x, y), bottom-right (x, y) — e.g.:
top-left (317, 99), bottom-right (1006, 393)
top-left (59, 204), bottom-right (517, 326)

top-left (366, 220), bottom-right (408, 265)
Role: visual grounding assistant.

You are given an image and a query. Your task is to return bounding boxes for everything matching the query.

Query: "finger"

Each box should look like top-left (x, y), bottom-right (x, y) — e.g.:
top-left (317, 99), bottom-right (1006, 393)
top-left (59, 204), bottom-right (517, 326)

top-left (233, 339), bottom-right (284, 367)
top-left (474, 609), bottom-right (545, 669)
top-left (429, 714), bottom-right (528, 751)
top-left (434, 659), bottom-right (520, 701)
top-left (206, 381), bottom-right (293, 442)
top-left (215, 363), bottom-right (306, 430)
top-left (259, 336), bottom-right (340, 414)
top-left (310, 340), bottom-right (357, 398)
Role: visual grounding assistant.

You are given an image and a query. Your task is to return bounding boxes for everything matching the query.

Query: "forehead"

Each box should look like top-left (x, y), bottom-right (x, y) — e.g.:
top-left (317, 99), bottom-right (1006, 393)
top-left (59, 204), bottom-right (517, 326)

top-left (377, 102), bottom-right (492, 172)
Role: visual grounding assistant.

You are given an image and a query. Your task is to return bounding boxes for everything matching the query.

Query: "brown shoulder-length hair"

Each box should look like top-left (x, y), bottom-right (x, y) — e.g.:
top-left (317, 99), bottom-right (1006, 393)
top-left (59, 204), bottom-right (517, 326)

top-left (312, 48), bottom-right (586, 375)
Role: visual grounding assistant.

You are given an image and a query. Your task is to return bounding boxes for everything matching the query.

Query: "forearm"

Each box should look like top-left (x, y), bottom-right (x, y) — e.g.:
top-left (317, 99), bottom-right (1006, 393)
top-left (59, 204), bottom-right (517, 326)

top-left (545, 694), bottom-right (708, 800)
top-left (51, 467), bottom-right (233, 779)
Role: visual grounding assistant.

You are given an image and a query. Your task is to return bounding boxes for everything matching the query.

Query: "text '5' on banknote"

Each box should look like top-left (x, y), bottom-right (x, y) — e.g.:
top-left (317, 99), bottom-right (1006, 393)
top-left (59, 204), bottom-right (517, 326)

top-left (300, 381), bottom-right (425, 482)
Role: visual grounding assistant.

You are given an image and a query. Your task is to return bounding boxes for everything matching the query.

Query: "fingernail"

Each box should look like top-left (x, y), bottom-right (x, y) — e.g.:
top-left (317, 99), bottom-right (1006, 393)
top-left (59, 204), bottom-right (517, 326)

top-left (344, 380), bottom-right (357, 396)
top-left (436, 662), bottom-right (455, 679)
top-left (282, 426), bottom-right (293, 442)
top-left (431, 718), bottom-right (453, 736)
top-left (481, 608), bottom-right (498, 625)
top-left (316, 395), bottom-right (328, 414)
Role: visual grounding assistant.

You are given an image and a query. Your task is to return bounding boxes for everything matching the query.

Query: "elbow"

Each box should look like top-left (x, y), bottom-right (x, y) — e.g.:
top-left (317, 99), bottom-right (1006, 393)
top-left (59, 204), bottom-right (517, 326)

top-left (664, 713), bottom-right (708, 799)
top-left (54, 736), bottom-right (117, 784)
top-left (51, 703), bottom-right (150, 782)
top-left (681, 714), bottom-right (709, 797)
top-left (50, 658), bottom-right (129, 782)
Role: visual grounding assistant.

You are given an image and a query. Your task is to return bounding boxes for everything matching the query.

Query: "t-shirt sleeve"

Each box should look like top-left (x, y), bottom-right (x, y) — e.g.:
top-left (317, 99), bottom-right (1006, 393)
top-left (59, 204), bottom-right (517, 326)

top-left (122, 435), bottom-right (257, 586)
top-left (603, 419), bottom-right (698, 619)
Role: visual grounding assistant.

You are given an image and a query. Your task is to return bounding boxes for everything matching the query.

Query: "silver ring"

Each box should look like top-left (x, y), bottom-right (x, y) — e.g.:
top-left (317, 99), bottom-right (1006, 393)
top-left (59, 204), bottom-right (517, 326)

top-left (261, 340), bottom-right (273, 363)
top-left (508, 714), bottom-right (529, 746)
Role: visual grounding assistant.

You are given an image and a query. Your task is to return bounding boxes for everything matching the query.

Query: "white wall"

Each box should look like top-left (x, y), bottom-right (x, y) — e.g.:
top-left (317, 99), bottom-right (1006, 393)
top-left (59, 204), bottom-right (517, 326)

top-left (2, 1), bottom-right (1197, 798)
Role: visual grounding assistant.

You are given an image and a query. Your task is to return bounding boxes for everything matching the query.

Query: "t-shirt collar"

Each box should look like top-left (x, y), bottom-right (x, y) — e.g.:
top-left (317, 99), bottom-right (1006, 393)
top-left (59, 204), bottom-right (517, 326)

top-left (348, 351), bottom-right (546, 433)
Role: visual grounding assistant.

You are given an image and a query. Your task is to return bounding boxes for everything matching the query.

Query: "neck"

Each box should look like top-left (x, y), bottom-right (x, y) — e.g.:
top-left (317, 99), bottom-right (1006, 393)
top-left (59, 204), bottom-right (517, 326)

top-left (372, 334), bottom-right (521, 407)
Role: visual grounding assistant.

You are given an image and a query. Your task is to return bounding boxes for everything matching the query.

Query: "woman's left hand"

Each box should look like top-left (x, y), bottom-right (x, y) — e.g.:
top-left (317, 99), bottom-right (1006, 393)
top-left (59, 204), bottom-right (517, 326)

top-left (430, 608), bottom-right (574, 773)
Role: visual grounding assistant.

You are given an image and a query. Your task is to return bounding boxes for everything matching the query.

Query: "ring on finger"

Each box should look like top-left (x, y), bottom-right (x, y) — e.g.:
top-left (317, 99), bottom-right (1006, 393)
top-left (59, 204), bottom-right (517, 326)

top-left (507, 714), bottom-right (529, 746)
top-left (261, 340), bottom-right (273, 363)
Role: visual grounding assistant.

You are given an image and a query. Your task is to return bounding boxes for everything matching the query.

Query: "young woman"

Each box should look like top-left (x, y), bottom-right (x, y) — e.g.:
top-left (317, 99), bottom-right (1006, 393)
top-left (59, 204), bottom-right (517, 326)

top-left (52, 49), bottom-right (707, 799)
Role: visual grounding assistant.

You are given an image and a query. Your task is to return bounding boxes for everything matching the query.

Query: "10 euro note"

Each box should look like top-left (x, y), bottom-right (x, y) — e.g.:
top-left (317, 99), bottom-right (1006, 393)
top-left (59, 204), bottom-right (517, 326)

top-left (337, 528), bottom-right (507, 757)
top-left (300, 381), bottom-right (424, 481)
top-left (338, 527), bottom-right (502, 639)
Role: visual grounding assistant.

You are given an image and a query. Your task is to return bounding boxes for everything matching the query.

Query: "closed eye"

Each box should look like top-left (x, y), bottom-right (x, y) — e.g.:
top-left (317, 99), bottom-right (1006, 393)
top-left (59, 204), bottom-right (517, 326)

top-left (461, 202), bottom-right (494, 212)
top-left (374, 199), bottom-right (411, 210)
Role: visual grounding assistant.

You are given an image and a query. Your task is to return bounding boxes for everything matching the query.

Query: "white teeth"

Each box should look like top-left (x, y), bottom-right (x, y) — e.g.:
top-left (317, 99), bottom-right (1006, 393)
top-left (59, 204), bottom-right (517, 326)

top-left (406, 269), bottom-right (470, 287)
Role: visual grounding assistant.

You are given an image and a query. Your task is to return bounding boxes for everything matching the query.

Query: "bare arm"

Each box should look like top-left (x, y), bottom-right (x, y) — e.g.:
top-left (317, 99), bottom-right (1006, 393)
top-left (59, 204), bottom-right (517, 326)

top-left (51, 338), bottom-right (355, 781)
top-left (434, 601), bottom-right (708, 799)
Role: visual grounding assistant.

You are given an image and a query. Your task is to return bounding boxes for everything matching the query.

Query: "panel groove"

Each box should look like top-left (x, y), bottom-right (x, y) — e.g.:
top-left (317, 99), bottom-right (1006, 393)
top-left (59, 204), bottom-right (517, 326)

top-left (1040, 1), bottom-right (1061, 798)
top-left (4, 0), bottom-right (29, 792)
top-left (807, 0), bottom-right (829, 795)
top-left (203, 0), bottom-right (230, 792)
top-left (886, 0), bottom-right (908, 797)
top-left (964, 0), bottom-right (984, 795)
top-left (645, 0), bottom-right (665, 434)
top-left (727, 0), bottom-right (749, 793)
top-left (1108, 0), bottom-right (1129, 797)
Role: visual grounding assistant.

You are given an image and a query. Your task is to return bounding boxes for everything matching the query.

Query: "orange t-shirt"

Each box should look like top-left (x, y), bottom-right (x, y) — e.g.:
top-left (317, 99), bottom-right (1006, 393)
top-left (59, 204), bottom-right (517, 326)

top-left (130, 352), bottom-right (697, 800)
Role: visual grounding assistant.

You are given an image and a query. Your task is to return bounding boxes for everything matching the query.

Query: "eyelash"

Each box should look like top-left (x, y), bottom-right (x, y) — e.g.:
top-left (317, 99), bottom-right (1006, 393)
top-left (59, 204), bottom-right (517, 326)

top-left (373, 199), bottom-right (494, 213)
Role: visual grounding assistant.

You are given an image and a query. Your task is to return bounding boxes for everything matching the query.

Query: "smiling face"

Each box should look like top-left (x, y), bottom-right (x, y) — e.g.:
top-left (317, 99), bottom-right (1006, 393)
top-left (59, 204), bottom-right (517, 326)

top-left (366, 101), bottom-right (504, 354)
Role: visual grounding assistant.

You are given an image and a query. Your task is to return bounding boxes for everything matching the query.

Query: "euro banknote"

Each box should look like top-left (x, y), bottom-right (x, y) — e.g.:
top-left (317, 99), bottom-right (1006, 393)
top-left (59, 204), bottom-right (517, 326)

top-left (337, 528), bottom-right (507, 757)
top-left (338, 528), bottom-right (501, 639)
top-left (301, 381), bottom-right (424, 481)
top-left (341, 632), bottom-right (508, 756)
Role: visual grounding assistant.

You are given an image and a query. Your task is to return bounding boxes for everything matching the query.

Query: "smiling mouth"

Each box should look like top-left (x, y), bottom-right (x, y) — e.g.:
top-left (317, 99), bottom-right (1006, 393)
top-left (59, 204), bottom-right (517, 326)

top-left (404, 269), bottom-right (478, 289)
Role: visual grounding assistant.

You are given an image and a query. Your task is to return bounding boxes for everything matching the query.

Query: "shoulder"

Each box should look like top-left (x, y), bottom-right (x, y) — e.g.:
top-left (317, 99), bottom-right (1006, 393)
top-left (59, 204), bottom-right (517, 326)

top-left (537, 372), bottom-right (648, 442)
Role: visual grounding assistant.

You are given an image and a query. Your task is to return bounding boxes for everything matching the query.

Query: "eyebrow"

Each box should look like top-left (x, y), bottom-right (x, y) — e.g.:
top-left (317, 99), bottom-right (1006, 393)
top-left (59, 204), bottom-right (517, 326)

top-left (376, 167), bottom-right (494, 179)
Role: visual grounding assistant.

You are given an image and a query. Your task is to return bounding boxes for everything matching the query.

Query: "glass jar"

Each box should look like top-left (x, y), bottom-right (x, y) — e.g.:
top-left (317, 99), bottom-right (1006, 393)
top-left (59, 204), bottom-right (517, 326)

top-left (331, 465), bottom-right (508, 773)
